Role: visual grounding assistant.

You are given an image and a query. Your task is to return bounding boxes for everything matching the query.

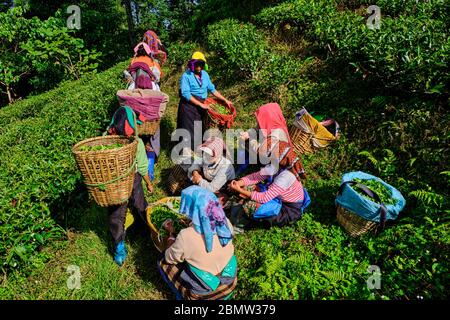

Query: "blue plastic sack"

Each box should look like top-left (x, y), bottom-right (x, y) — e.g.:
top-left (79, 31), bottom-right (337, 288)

top-left (301, 188), bottom-right (311, 212)
top-left (253, 197), bottom-right (282, 219)
top-left (335, 171), bottom-right (406, 223)
top-left (253, 187), bottom-right (310, 219)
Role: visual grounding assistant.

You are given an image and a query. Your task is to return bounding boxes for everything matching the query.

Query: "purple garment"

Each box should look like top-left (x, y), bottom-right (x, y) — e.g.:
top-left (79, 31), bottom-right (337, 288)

top-left (150, 127), bottom-right (161, 156)
top-left (117, 91), bottom-right (165, 120)
top-left (128, 62), bottom-right (155, 90)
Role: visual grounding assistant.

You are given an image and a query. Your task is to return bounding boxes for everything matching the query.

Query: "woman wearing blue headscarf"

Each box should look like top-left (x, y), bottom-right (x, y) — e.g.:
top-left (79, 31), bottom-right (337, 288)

top-left (158, 186), bottom-right (238, 300)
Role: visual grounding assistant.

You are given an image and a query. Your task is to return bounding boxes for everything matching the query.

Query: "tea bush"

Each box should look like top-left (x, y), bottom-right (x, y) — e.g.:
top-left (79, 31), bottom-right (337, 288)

top-left (235, 214), bottom-right (372, 299)
top-left (254, 0), bottom-right (449, 96)
top-left (206, 19), bottom-right (269, 80)
top-left (166, 41), bottom-right (200, 70)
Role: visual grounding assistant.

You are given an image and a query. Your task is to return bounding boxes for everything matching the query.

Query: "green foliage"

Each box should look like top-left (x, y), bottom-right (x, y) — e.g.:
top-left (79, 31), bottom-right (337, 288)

top-left (192, 0), bottom-right (283, 36)
top-left (358, 214), bottom-right (449, 299)
top-left (315, 11), bottom-right (449, 95)
top-left (255, 0), bottom-right (449, 96)
top-left (132, 0), bottom-right (171, 43)
top-left (206, 19), bottom-right (269, 80)
top-left (19, 0), bottom-right (130, 68)
top-left (358, 149), bottom-right (397, 180)
top-left (0, 62), bottom-right (128, 275)
top-left (0, 6), bottom-right (100, 103)
top-left (235, 214), bottom-right (371, 299)
top-left (254, 0), bottom-right (337, 29)
top-left (166, 41), bottom-right (200, 69)
top-left (347, 0), bottom-right (449, 20)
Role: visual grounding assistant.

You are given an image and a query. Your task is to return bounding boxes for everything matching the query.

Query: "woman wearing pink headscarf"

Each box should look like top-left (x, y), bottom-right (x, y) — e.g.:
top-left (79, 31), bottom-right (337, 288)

top-left (240, 102), bottom-right (291, 153)
top-left (124, 42), bottom-right (163, 91)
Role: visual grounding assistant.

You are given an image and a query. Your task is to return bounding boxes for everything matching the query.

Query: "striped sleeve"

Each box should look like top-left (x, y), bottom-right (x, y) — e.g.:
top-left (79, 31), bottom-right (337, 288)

top-left (241, 172), bottom-right (266, 186)
top-left (250, 184), bottom-right (285, 203)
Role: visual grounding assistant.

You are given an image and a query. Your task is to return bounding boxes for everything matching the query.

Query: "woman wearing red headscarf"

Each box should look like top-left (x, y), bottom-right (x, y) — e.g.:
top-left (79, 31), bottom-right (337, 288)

top-left (240, 102), bottom-right (292, 151)
top-left (236, 102), bottom-right (291, 176)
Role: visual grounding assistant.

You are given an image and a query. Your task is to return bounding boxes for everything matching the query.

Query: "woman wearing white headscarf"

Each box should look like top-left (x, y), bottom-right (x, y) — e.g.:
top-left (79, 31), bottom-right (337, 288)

top-left (187, 136), bottom-right (235, 194)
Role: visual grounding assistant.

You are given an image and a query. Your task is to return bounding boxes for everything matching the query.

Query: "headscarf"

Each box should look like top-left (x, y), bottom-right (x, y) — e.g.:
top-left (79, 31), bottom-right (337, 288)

top-left (142, 30), bottom-right (160, 53)
top-left (143, 30), bottom-right (167, 64)
top-left (179, 186), bottom-right (232, 253)
top-left (197, 137), bottom-right (231, 163)
top-left (191, 51), bottom-right (209, 71)
top-left (255, 103), bottom-right (292, 146)
top-left (259, 136), bottom-right (307, 181)
top-left (107, 106), bottom-right (145, 137)
top-left (133, 42), bottom-right (151, 57)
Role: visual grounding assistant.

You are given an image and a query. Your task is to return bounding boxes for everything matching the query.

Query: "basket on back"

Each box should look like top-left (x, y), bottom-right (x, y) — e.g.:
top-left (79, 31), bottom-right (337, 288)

top-left (167, 164), bottom-right (189, 195)
top-left (204, 97), bottom-right (236, 130)
top-left (335, 171), bottom-right (406, 237)
top-left (289, 108), bottom-right (340, 155)
top-left (72, 135), bottom-right (138, 207)
top-left (117, 89), bottom-right (169, 136)
top-left (146, 197), bottom-right (184, 252)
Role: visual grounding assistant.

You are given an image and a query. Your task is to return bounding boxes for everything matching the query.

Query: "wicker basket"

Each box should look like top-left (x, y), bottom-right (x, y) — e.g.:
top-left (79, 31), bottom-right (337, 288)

top-left (336, 205), bottom-right (377, 237)
top-left (167, 164), bottom-right (189, 195)
top-left (289, 125), bottom-right (315, 155)
top-left (137, 119), bottom-right (160, 136)
top-left (146, 197), bottom-right (188, 252)
top-left (72, 135), bottom-right (138, 207)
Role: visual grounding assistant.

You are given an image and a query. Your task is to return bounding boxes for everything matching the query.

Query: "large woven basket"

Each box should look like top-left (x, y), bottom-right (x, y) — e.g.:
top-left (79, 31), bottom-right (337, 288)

top-left (72, 135), bottom-right (138, 207)
top-left (137, 119), bottom-right (160, 136)
top-left (336, 205), bottom-right (377, 237)
top-left (289, 125), bottom-right (315, 155)
top-left (167, 164), bottom-right (188, 195)
top-left (146, 197), bottom-right (188, 252)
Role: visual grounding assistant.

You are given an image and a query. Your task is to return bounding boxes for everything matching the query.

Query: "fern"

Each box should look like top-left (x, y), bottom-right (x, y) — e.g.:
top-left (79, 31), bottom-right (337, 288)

top-left (358, 150), bottom-right (378, 167)
top-left (410, 189), bottom-right (445, 208)
top-left (320, 270), bottom-right (346, 284)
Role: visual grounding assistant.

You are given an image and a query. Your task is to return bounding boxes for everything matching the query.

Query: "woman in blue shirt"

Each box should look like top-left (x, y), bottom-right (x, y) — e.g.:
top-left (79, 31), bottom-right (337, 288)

top-left (176, 52), bottom-right (232, 151)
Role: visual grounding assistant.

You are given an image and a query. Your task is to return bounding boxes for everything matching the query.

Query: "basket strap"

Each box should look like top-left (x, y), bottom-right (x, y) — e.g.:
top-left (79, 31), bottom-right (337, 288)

top-left (84, 160), bottom-right (137, 188)
top-left (338, 181), bottom-right (387, 229)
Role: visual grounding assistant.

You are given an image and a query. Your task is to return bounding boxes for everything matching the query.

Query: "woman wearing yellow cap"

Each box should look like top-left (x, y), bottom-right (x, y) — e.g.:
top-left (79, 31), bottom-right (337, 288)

top-left (176, 52), bottom-right (232, 151)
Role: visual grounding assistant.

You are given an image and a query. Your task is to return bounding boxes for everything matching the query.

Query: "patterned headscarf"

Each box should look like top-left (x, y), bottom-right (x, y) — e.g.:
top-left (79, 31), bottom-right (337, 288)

top-left (179, 186), bottom-right (232, 253)
top-left (133, 42), bottom-right (152, 57)
top-left (107, 106), bottom-right (145, 137)
top-left (259, 136), bottom-right (307, 180)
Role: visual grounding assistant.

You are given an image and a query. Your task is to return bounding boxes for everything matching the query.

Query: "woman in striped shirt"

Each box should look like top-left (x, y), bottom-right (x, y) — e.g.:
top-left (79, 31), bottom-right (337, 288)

top-left (230, 137), bottom-right (310, 228)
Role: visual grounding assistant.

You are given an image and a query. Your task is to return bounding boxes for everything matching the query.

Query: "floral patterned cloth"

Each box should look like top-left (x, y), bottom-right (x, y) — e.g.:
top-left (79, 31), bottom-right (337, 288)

top-left (179, 186), bottom-right (232, 252)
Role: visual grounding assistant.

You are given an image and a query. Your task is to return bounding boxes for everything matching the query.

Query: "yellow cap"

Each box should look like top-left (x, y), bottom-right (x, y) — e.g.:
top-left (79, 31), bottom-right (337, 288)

top-left (192, 51), bottom-right (207, 63)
